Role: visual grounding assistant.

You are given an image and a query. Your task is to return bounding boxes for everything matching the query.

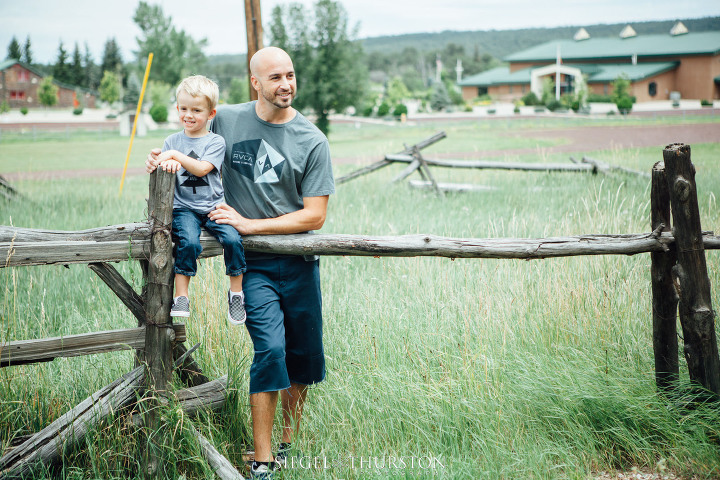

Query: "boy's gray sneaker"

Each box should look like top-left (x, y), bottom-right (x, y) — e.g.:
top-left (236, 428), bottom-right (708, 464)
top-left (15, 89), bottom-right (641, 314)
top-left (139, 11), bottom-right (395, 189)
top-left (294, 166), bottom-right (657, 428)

top-left (228, 290), bottom-right (246, 325)
top-left (170, 296), bottom-right (190, 317)
top-left (249, 462), bottom-right (276, 479)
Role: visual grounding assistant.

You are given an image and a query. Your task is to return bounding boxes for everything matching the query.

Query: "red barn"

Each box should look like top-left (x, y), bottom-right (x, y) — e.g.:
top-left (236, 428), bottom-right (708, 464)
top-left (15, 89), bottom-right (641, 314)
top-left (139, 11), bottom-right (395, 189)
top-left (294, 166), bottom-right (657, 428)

top-left (0, 59), bottom-right (97, 109)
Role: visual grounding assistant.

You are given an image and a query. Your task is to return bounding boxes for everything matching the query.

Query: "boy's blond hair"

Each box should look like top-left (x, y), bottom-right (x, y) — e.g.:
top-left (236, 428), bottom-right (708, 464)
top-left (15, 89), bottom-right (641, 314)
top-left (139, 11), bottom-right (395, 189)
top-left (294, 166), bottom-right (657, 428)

top-left (176, 75), bottom-right (219, 110)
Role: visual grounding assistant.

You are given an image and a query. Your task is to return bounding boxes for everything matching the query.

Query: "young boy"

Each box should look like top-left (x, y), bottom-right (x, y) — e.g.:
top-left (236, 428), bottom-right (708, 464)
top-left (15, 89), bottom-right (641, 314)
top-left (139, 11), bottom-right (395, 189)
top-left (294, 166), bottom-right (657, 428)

top-left (150, 75), bottom-right (247, 325)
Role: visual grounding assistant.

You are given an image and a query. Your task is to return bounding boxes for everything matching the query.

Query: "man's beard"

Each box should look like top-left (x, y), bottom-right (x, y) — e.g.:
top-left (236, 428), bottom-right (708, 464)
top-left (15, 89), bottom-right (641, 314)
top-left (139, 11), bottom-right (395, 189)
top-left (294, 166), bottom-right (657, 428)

top-left (261, 85), bottom-right (294, 109)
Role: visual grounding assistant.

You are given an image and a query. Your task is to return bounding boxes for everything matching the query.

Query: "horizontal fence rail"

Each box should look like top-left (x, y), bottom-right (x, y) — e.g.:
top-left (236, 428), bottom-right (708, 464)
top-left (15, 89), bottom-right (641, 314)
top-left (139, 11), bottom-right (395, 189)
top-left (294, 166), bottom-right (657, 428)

top-left (385, 153), bottom-right (597, 172)
top-left (1, 224), bottom-right (718, 268)
top-left (0, 325), bottom-right (186, 368)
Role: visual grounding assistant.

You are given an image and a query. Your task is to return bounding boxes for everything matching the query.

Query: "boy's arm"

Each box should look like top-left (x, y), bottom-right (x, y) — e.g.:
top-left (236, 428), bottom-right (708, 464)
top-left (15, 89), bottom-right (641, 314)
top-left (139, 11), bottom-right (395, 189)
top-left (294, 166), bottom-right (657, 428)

top-left (158, 150), bottom-right (215, 177)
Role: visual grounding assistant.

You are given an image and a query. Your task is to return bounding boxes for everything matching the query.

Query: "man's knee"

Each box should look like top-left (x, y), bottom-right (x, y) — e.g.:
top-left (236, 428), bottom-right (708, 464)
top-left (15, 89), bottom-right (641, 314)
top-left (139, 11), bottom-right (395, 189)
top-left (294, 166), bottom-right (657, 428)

top-left (253, 336), bottom-right (286, 364)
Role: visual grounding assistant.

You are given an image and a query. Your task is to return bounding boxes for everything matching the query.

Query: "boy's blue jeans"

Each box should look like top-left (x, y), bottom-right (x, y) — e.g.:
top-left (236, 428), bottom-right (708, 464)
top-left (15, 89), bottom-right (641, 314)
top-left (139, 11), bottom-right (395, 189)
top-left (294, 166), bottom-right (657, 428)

top-left (171, 208), bottom-right (246, 277)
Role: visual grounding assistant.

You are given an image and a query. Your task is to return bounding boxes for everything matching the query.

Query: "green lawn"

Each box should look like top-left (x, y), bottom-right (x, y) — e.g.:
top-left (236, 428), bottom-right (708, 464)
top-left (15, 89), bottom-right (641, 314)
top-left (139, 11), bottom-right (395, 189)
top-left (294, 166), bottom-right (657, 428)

top-left (0, 129), bottom-right (174, 173)
top-left (1, 117), bottom-right (719, 479)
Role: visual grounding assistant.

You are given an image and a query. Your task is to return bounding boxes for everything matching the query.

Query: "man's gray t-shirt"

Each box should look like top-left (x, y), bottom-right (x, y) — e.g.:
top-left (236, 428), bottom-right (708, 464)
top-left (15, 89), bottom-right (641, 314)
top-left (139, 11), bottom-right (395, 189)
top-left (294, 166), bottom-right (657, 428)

top-left (162, 131), bottom-right (226, 214)
top-left (210, 102), bottom-right (334, 222)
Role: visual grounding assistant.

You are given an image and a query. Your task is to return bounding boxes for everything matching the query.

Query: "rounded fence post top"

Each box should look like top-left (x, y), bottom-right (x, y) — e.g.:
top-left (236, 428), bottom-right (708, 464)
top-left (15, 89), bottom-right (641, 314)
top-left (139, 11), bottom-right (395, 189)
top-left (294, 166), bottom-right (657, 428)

top-left (663, 143), bottom-right (690, 154)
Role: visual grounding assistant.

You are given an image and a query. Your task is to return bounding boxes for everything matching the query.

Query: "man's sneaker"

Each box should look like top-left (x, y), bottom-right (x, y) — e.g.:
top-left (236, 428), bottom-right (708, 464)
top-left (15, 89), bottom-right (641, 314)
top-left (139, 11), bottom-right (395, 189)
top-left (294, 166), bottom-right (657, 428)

top-left (170, 296), bottom-right (190, 318)
top-left (274, 443), bottom-right (292, 470)
top-left (249, 462), bottom-right (276, 479)
top-left (228, 290), bottom-right (246, 325)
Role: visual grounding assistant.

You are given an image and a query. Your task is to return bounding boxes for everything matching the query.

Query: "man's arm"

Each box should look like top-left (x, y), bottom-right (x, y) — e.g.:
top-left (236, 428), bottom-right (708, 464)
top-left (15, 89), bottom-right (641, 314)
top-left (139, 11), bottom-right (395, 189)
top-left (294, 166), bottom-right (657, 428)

top-left (146, 148), bottom-right (162, 173)
top-left (208, 196), bottom-right (329, 235)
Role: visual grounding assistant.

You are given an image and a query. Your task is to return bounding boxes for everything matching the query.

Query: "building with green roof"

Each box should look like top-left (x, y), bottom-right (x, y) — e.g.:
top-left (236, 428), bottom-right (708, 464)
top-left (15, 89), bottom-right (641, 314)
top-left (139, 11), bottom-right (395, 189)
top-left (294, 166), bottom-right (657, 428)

top-left (458, 23), bottom-right (720, 103)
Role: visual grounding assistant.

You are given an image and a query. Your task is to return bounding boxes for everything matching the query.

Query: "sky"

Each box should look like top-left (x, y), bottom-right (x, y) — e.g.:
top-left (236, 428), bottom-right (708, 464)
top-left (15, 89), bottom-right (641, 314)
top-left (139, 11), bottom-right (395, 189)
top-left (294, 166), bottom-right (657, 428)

top-left (1, 0), bottom-right (719, 64)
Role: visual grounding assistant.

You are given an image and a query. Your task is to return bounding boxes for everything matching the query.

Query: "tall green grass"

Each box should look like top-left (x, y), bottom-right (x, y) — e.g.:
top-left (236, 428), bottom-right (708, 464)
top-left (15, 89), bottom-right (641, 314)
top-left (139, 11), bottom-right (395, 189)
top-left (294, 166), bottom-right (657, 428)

top-left (1, 122), bottom-right (719, 479)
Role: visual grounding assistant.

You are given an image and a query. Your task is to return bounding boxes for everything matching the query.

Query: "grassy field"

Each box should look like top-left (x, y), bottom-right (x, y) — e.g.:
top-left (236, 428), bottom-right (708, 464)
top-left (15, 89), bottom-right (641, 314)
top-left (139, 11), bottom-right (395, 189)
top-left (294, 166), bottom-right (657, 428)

top-left (1, 117), bottom-right (719, 479)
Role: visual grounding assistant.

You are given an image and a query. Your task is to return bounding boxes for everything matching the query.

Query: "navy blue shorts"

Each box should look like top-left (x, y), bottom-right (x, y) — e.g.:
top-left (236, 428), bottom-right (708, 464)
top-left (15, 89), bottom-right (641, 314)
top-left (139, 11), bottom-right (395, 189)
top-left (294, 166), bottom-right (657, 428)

top-left (243, 255), bottom-right (325, 394)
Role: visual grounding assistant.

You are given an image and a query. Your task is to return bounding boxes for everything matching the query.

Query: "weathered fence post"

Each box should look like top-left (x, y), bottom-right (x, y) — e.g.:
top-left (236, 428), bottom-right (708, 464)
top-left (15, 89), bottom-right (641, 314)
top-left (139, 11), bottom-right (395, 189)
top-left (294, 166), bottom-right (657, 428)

top-left (663, 143), bottom-right (720, 395)
top-left (650, 161), bottom-right (679, 391)
top-left (143, 168), bottom-right (176, 476)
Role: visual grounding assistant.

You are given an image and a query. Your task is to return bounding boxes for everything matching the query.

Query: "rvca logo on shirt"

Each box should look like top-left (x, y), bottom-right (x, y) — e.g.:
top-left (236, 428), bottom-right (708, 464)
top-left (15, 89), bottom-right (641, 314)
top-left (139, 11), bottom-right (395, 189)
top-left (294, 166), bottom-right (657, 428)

top-left (230, 139), bottom-right (285, 183)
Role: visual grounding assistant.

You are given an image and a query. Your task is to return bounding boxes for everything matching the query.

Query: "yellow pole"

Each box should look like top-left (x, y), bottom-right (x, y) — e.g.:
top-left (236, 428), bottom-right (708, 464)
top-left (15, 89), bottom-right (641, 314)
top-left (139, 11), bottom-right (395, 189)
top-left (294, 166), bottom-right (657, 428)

top-left (119, 52), bottom-right (153, 196)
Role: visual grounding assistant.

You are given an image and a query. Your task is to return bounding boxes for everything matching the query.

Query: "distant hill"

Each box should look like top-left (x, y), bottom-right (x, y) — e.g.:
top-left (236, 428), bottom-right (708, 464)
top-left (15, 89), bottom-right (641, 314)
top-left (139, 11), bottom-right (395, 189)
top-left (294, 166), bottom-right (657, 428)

top-left (205, 16), bottom-right (720, 90)
top-left (207, 53), bottom-right (246, 67)
top-left (359, 16), bottom-right (720, 60)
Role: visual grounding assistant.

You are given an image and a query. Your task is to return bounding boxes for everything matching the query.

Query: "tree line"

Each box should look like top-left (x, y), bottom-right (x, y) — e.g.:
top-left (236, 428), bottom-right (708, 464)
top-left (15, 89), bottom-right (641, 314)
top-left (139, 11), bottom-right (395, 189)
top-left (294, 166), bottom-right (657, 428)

top-left (4, 1), bottom-right (372, 134)
top-left (6, 34), bottom-right (123, 92)
top-left (8, 3), bottom-right (717, 134)
top-left (0, 5), bottom-right (511, 123)
top-left (362, 16), bottom-right (720, 64)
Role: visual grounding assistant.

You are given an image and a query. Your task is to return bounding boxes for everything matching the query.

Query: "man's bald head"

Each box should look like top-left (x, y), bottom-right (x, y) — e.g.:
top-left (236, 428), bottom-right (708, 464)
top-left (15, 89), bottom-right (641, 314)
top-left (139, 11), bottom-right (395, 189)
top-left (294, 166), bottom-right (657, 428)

top-left (249, 47), bottom-right (293, 78)
top-left (249, 46), bottom-right (297, 113)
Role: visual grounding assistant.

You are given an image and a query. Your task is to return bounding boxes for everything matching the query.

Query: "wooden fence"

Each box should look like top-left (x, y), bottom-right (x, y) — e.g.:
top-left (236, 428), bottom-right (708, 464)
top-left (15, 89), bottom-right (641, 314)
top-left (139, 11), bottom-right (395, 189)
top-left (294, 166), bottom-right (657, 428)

top-left (335, 131), bottom-right (649, 194)
top-left (0, 143), bottom-right (718, 479)
top-left (1, 170), bottom-right (235, 479)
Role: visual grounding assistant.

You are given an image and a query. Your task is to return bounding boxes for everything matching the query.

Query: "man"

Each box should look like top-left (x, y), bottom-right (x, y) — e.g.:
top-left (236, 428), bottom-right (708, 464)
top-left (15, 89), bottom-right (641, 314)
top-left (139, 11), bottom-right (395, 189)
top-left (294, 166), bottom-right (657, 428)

top-left (147, 47), bottom-right (334, 479)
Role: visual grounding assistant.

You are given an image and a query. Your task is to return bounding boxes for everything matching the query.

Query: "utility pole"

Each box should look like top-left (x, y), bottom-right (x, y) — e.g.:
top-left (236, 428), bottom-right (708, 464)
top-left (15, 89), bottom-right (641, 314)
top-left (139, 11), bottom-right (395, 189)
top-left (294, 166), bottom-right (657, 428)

top-left (435, 54), bottom-right (442, 83)
top-left (244, 0), bottom-right (263, 101)
top-left (555, 43), bottom-right (561, 100)
top-left (455, 58), bottom-right (463, 83)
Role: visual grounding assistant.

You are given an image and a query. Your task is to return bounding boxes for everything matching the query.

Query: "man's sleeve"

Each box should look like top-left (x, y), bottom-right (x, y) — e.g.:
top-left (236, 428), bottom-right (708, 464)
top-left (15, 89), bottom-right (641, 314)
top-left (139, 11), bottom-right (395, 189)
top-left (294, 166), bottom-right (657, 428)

top-left (301, 140), bottom-right (335, 198)
top-left (209, 107), bottom-right (223, 134)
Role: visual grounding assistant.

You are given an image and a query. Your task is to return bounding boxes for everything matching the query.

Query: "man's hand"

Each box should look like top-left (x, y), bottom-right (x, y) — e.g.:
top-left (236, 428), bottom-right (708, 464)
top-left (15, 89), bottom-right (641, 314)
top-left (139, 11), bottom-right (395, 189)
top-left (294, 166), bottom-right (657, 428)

top-left (145, 148), bottom-right (162, 173)
top-left (209, 203), bottom-right (257, 235)
top-left (159, 159), bottom-right (182, 173)
top-left (209, 196), bottom-right (328, 236)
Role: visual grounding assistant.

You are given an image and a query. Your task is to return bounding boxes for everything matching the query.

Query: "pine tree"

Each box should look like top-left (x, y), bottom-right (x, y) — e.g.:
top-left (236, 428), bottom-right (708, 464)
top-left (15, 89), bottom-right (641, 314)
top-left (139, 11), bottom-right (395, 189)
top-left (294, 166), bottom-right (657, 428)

top-left (268, 0), bottom-right (366, 135)
top-left (101, 38), bottom-right (123, 75)
top-left (7, 36), bottom-right (21, 60)
top-left (132, 1), bottom-right (207, 85)
top-left (83, 43), bottom-right (100, 90)
top-left (71, 43), bottom-right (84, 86)
top-left (123, 71), bottom-right (141, 107)
top-left (430, 81), bottom-right (451, 111)
top-left (180, 174), bottom-right (209, 194)
top-left (22, 36), bottom-right (32, 64)
top-left (53, 41), bottom-right (72, 84)
top-left (269, 7), bottom-right (289, 50)
top-left (180, 158), bottom-right (208, 194)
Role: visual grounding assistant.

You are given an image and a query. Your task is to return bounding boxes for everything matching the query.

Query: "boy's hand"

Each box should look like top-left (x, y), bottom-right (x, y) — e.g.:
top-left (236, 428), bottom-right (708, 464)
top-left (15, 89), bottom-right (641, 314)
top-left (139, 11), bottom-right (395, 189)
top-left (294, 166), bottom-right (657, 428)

top-left (157, 150), bottom-right (179, 163)
top-left (145, 148), bottom-right (162, 173)
top-left (159, 159), bottom-right (182, 173)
